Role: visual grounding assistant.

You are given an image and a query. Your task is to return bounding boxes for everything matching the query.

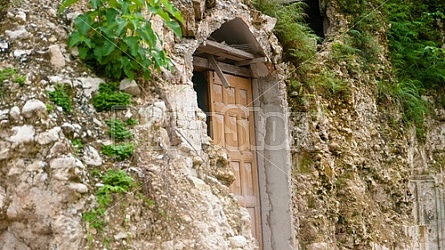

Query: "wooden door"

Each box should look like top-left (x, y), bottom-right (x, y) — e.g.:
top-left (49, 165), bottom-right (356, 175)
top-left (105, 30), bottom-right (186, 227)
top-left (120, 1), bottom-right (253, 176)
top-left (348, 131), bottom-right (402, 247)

top-left (208, 72), bottom-right (262, 248)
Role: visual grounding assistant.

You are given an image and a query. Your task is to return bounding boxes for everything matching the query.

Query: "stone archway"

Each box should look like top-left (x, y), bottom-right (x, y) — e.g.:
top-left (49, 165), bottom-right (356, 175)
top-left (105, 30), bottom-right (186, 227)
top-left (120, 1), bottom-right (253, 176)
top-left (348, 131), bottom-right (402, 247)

top-left (191, 17), bottom-right (295, 250)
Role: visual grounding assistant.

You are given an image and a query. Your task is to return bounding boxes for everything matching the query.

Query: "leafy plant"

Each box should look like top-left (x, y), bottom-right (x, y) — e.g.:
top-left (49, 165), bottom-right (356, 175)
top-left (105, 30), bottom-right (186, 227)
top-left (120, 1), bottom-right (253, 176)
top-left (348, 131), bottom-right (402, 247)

top-left (59, 0), bottom-right (183, 80)
top-left (46, 103), bottom-right (54, 112)
top-left (254, 0), bottom-right (318, 68)
top-left (126, 118), bottom-right (137, 126)
top-left (105, 118), bottom-right (133, 141)
top-left (92, 83), bottom-right (131, 112)
top-left (0, 67), bottom-right (16, 84)
top-left (83, 169), bottom-right (135, 231)
top-left (72, 138), bottom-right (84, 154)
top-left (47, 84), bottom-right (72, 113)
top-left (14, 74), bottom-right (26, 86)
top-left (102, 143), bottom-right (134, 160)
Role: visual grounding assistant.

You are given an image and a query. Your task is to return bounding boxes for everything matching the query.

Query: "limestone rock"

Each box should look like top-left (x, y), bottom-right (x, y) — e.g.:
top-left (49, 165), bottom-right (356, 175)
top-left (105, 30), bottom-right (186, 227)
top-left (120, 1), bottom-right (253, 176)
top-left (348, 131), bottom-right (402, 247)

top-left (0, 187), bottom-right (5, 209)
top-left (68, 183), bottom-right (88, 193)
top-left (114, 232), bottom-right (128, 240)
top-left (0, 109), bottom-right (9, 120)
top-left (7, 125), bottom-right (35, 143)
top-left (138, 101), bottom-right (166, 128)
top-left (9, 106), bottom-right (21, 120)
top-left (36, 127), bottom-right (61, 145)
top-left (119, 78), bottom-right (141, 96)
top-left (5, 26), bottom-right (30, 40)
top-left (48, 44), bottom-right (66, 68)
top-left (0, 141), bottom-right (11, 160)
top-left (82, 146), bottom-right (102, 166)
top-left (229, 236), bottom-right (247, 248)
top-left (78, 77), bottom-right (104, 97)
top-left (307, 242), bottom-right (328, 250)
top-left (22, 99), bottom-right (46, 118)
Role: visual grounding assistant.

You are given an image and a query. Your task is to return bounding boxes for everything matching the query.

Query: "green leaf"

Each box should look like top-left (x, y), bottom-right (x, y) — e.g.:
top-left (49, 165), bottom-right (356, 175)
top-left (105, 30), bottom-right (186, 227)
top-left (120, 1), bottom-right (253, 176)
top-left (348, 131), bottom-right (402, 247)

top-left (115, 18), bottom-right (129, 36)
top-left (132, 0), bottom-right (144, 8)
top-left (68, 31), bottom-right (82, 48)
top-left (121, 1), bottom-right (130, 15)
top-left (58, 0), bottom-right (80, 14)
top-left (165, 20), bottom-right (182, 38)
top-left (105, 8), bottom-right (119, 23)
top-left (107, 0), bottom-right (120, 8)
top-left (160, 0), bottom-right (184, 24)
top-left (140, 24), bottom-right (156, 46)
top-left (89, 0), bottom-right (102, 9)
top-left (102, 40), bottom-right (117, 57)
top-left (78, 47), bottom-right (89, 59)
top-left (123, 37), bottom-right (139, 56)
top-left (75, 14), bottom-right (93, 36)
top-left (123, 65), bottom-right (135, 80)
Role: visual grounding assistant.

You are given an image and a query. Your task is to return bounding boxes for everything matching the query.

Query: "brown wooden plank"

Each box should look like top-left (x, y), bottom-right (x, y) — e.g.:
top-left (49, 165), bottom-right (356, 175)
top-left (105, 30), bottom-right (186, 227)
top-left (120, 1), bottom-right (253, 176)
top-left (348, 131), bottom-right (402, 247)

top-left (196, 40), bottom-right (255, 61)
top-left (208, 55), bottom-right (230, 88)
top-left (193, 56), bottom-right (251, 77)
top-left (234, 57), bottom-right (268, 66)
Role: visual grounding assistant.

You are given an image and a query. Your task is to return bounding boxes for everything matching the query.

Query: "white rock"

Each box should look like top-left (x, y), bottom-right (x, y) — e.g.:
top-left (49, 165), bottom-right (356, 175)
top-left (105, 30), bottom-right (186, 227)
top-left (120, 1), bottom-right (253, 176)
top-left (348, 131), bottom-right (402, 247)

top-left (50, 156), bottom-right (77, 169)
top-left (22, 99), bottom-right (46, 118)
top-left (48, 44), bottom-right (66, 68)
top-left (61, 122), bottom-right (75, 131)
top-left (13, 49), bottom-right (29, 58)
top-left (48, 75), bottom-right (64, 84)
top-left (16, 11), bottom-right (26, 22)
top-left (8, 125), bottom-right (35, 143)
top-left (119, 78), bottom-right (141, 96)
top-left (229, 236), bottom-right (247, 248)
top-left (66, 12), bottom-right (81, 21)
top-left (68, 183), bottom-right (89, 193)
top-left (138, 102), bottom-right (165, 127)
top-left (0, 141), bottom-right (10, 160)
top-left (78, 77), bottom-right (104, 97)
top-left (0, 187), bottom-right (6, 209)
top-left (114, 232), bottom-right (128, 240)
top-left (307, 242), bottom-right (329, 250)
top-left (35, 126), bottom-right (61, 145)
top-left (9, 106), bottom-right (21, 120)
top-left (0, 109), bottom-right (9, 120)
top-left (93, 118), bottom-right (102, 127)
top-left (5, 26), bottom-right (30, 40)
top-left (26, 160), bottom-right (46, 171)
top-left (82, 146), bottom-right (102, 166)
top-left (71, 47), bottom-right (79, 57)
top-left (188, 176), bottom-right (210, 192)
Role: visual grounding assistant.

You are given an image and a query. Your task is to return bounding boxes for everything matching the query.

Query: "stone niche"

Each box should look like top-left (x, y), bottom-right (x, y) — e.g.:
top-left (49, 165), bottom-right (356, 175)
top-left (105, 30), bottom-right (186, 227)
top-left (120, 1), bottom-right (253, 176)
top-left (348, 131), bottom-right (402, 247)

top-left (409, 176), bottom-right (445, 250)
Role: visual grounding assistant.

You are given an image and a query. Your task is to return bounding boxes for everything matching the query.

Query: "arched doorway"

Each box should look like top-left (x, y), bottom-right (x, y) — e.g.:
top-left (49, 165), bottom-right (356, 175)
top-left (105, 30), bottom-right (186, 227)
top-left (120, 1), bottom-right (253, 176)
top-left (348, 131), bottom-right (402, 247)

top-left (192, 18), bottom-right (295, 250)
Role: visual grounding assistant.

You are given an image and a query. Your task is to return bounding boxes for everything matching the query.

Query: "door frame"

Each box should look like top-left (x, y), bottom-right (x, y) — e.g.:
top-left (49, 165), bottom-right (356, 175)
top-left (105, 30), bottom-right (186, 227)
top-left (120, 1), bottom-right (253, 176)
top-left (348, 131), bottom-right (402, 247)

top-left (192, 34), bottom-right (295, 250)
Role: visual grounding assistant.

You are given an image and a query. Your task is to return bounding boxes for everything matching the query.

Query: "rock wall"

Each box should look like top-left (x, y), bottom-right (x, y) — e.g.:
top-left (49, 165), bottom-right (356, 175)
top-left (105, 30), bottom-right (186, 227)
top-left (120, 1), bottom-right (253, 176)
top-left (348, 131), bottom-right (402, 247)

top-left (0, 0), bottom-right (279, 249)
top-left (290, 1), bottom-right (445, 250)
top-left (1, 0), bottom-right (445, 249)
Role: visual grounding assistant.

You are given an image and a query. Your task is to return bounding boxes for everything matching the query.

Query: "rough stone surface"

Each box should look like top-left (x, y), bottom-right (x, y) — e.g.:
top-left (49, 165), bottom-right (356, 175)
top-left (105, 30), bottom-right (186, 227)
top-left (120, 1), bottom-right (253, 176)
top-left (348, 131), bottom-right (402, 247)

top-left (1, 0), bottom-right (444, 249)
top-left (9, 106), bottom-right (21, 121)
top-left (119, 78), bottom-right (141, 96)
top-left (35, 126), bottom-right (61, 145)
top-left (7, 125), bottom-right (35, 143)
top-left (48, 44), bottom-right (66, 68)
top-left (21, 99), bottom-right (46, 118)
top-left (5, 26), bottom-right (29, 40)
top-left (77, 77), bottom-right (103, 97)
top-left (81, 146), bottom-right (102, 166)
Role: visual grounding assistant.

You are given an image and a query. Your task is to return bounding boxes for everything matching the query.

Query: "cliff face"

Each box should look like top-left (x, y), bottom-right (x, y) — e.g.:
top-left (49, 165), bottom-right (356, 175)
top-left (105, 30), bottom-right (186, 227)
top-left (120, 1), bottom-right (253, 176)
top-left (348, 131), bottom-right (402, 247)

top-left (290, 1), bottom-right (445, 249)
top-left (0, 0), bottom-right (444, 249)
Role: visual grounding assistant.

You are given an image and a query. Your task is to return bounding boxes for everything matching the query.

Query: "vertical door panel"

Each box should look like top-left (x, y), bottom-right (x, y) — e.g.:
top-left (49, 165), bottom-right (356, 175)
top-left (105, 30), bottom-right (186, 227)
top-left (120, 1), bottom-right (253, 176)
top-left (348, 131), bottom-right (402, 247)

top-left (208, 72), bottom-right (262, 249)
